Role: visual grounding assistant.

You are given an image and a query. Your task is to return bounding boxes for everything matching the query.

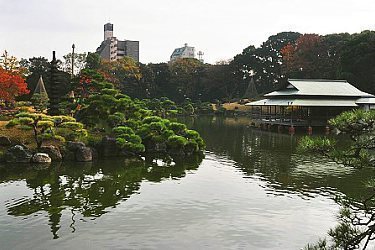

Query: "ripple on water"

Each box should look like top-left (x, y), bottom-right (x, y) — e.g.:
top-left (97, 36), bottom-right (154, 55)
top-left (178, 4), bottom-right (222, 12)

top-left (0, 116), bottom-right (372, 249)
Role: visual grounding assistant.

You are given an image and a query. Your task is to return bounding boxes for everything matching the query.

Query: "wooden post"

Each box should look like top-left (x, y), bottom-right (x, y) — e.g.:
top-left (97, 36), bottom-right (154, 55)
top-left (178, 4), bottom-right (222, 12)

top-left (289, 105), bottom-right (295, 134)
top-left (325, 126), bottom-right (330, 135)
top-left (289, 125), bottom-right (295, 135)
top-left (278, 125), bottom-right (282, 133)
top-left (290, 105), bottom-right (293, 126)
top-left (307, 126), bottom-right (313, 135)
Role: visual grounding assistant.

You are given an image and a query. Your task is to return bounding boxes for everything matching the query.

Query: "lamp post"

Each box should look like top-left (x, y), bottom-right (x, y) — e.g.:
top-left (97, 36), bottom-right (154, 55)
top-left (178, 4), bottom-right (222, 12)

top-left (71, 44), bottom-right (75, 78)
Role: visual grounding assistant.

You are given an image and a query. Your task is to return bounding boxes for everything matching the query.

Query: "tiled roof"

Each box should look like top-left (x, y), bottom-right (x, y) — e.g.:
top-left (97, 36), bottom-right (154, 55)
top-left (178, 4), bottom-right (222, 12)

top-left (265, 79), bottom-right (374, 98)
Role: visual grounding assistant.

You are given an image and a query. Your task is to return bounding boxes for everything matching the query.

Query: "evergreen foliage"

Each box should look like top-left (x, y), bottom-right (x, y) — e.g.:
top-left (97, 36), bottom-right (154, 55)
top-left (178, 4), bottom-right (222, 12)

top-left (6, 112), bottom-right (87, 149)
top-left (71, 65), bottom-right (205, 157)
top-left (30, 93), bottom-right (49, 112)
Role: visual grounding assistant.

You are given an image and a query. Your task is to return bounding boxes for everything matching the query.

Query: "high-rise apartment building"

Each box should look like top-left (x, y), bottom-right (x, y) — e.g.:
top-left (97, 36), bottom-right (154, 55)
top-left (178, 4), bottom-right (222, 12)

top-left (96, 23), bottom-right (139, 62)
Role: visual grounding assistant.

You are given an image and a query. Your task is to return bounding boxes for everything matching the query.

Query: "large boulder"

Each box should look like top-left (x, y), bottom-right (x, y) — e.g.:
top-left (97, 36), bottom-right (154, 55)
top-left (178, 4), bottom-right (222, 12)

top-left (66, 141), bottom-right (85, 151)
top-left (40, 145), bottom-right (62, 161)
top-left (123, 157), bottom-right (145, 167)
top-left (0, 136), bottom-right (11, 146)
top-left (91, 147), bottom-right (99, 160)
top-left (4, 145), bottom-right (33, 163)
top-left (32, 153), bottom-right (52, 163)
top-left (0, 151), bottom-right (5, 162)
top-left (76, 146), bottom-right (92, 162)
top-left (144, 141), bottom-right (166, 153)
top-left (62, 150), bottom-right (75, 161)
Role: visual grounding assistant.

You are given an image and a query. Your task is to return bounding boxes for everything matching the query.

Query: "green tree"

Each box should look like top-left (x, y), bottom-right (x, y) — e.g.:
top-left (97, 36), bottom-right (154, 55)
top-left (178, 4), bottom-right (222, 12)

top-left (62, 52), bottom-right (87, 76)
top-left (169, 58), bottom-right (205, 102)
top-left (232, 32), bottom-right (301, 95)
top-left (20, 56), bottom-right (71, 103)
top-left (138, 63), bottom-right (156, 98)
top-left (85, 52), bottom-right (101, 70)
top-left (21, 57), bottom-right (51, 99)
top-left (76, 82), bottom-right (150, 130)
top-left (113, 126), bottom-right (145, 155)
top-left (143, 97), bottom-right (177, 117)
top-left (339, 31), bottom-right (375, 94)
top-left (6, 112), bottom-right (87, 149)
top-left (30, 93), bottom-right (49, 112)
top-left (0, 50), bottom-right (26, 74)
top-left (319, 33), bottom-right (351, 79)
top-left (201, 62), bottom-right (237, 101)
top-left (100, 56), bottom-right (142, 96)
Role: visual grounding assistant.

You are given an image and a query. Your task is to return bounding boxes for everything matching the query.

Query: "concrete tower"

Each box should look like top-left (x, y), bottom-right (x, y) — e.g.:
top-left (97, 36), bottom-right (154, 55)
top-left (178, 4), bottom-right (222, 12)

top-left (104, 23), bottom-right (114, 40)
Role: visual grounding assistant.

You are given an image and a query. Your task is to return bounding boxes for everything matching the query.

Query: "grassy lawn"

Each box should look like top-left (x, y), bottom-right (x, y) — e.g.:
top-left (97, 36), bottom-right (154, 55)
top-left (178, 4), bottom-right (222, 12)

top-left (0, 121), bottom-right (37, 149)
top-left (222, 102), bottom-right (252, 112)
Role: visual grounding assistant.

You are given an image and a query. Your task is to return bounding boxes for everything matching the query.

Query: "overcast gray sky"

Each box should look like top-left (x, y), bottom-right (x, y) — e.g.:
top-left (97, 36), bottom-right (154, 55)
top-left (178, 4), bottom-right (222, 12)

top-left (1, 0), bottom-right (374, 64)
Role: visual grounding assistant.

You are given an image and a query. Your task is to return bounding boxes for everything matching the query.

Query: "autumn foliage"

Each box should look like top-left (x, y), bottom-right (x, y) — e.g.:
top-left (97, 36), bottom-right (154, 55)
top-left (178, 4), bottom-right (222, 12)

top-left (0, 67), bottom-right (29, 102)
top-left (280, 34), bottom-right (323, 77)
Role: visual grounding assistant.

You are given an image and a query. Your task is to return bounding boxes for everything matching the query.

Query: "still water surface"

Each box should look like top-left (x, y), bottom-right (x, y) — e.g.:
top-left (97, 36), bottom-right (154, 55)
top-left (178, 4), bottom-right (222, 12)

top-left (0, 116), bottom-right (374, 249)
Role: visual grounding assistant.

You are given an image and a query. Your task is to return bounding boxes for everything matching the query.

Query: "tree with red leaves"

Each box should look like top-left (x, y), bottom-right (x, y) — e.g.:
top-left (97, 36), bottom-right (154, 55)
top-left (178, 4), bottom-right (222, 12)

top-left (281, 34), bottom-right (323, 78)
top-left (0, 67), bottom-right (29, 103)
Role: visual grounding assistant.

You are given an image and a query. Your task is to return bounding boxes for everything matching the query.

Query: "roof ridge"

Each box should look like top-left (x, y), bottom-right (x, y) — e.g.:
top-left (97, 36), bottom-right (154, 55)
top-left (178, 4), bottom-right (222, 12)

top-left (288, 79), bottom-right (348, 82)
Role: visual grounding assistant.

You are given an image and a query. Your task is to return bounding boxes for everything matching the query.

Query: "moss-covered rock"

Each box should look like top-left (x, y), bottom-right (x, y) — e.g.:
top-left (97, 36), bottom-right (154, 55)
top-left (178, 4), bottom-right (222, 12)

top-left (4, 145), bottom-right (33, 163)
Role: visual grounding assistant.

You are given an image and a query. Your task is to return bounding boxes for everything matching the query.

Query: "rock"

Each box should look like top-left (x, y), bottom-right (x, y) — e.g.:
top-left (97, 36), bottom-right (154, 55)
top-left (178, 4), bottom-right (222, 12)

top-left (155, 142), bottom-right (167, 152)
top-left (145, 141), bottom-right (166, 153)
top-left (66, 141), bottom-right (85, 151)
top-left (31, 164), bottom-right (50, 170)
top-left (0, 151), bottom-right (5, 162)
top-left (90, 147), bottom-right (99, 160)
top-left (169, 148), bottom-right (185, 156)
top-left (100, 136), bottom-right (120, 157)
top-left (0, 136), bottom-right (11, 146)
top-left (62, 150), bottom-right (75, 161)
top-left (40, 145), bottom-right (62, 161)
top-left (4, 145), bottom-right (33, 163)
top-left (76, 146), bottom-right (92, 162)
top-left (124, 157), bottom-right (145, 167)
top-left (32, 153), bottom-right (52, 163)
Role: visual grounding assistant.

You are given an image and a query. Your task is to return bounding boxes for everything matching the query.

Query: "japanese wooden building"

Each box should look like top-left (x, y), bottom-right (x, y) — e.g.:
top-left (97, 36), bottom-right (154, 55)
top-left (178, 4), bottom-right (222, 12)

top-left (246, 79), bottom-right (375, 130)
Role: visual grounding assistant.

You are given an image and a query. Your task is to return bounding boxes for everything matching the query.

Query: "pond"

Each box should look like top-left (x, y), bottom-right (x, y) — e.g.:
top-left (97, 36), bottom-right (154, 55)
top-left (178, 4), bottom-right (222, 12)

top-left (0, 116), bottom-right (374, 249)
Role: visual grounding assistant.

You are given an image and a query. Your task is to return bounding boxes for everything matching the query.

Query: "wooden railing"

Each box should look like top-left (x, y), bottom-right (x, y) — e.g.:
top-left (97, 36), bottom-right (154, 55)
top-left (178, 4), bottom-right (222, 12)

top-left (250, 113), bottom-right (328, 126)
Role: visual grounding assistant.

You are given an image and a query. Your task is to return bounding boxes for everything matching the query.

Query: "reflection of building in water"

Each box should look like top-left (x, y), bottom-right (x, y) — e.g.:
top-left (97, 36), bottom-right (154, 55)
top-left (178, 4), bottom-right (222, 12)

top-left (96, 23), bottom-right (139, 62)
top-left (193, 116), bottom-right (373, 200)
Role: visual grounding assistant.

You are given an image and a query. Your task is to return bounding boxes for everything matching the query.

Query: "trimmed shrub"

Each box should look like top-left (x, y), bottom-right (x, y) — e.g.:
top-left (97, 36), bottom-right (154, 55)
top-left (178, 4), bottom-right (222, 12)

top-left (185, 140), bottom-right (199, 154)
top-left (168, 122), bottom-right (187, 134)
top-left (123, 119), bottom-right (141, 130)
top-left (113, 126), bottom-right (145, 154)
top-left (113, 126), bottom-right (135, 136)
top-left (142, 116), bottom-right (163, 124)
top-left (167, 135), bottom-right (187, 149)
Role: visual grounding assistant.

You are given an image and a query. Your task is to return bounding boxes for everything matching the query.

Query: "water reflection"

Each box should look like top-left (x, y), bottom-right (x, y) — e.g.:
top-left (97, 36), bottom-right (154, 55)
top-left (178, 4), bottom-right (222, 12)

top-left (1, 116), bottom-right (374, 248)
top-left (0, 155), bottom-right (202, 239)
top-left (180, 116), bottom-right (375, 202)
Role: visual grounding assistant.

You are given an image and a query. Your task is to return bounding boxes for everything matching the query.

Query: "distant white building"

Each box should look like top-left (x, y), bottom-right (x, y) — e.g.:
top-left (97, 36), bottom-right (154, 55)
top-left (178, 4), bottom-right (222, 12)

top-left (170, 43), bottom-right (195, 62)
top-left (96, 23), bottom-right (139, 62)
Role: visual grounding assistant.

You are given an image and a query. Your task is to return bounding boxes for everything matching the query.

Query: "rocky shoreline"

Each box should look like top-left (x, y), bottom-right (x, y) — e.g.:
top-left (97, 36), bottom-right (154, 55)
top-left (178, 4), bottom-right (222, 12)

top-left (0, 135), bottom-right (203, 165)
